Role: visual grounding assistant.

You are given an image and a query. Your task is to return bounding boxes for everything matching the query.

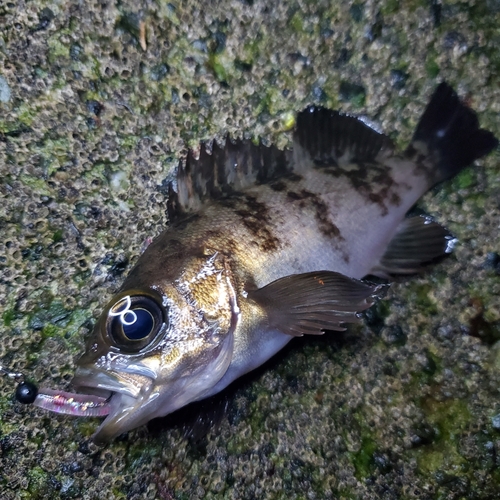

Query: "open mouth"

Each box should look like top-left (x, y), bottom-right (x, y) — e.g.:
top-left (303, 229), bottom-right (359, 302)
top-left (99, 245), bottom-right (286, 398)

top-left (32, 367), bottom-right (152, 443)
top-left (33, 387), bottom-right (139, 445)
top-left (33, 377), bottom-right (136, 420)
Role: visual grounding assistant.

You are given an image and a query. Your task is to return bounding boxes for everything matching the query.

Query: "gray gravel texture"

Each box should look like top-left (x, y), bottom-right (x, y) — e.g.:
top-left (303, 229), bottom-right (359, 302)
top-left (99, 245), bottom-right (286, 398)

top-left (1, 0), bottom-right (500, 499)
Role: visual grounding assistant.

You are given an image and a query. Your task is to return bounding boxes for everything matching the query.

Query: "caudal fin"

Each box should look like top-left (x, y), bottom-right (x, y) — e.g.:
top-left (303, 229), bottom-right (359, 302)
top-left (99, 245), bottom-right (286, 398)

top-left (407, 82), bottom-right (498, 185)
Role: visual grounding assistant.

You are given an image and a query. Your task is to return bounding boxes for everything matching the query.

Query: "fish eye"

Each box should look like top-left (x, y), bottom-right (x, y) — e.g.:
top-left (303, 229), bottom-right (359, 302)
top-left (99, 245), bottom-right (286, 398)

top-left (107, 293), bottom-right (166, 352)
top-left (121, 308), bottom-right (154, 339)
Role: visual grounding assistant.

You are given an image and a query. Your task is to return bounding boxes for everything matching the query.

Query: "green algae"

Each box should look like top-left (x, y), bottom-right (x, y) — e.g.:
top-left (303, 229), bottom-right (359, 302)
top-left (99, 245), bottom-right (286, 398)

top-left (412, 398), bottom-right (471, 476)
top-left (23, 293), bottom-right (89, 349)
top-left (27, 466), bottom-right (49, 497)
top-left (207, 52), bottom-right (231, 85)
top-left (28, 297), bottom-right (71, 331)
top-left (407, 282), bottom-right (439, 316)
top-left (125, 437), bottom-right (163, 470)
top-left (289, 10), bottom-right (305, 33)
top-left (339, 80), bottom-right (366, 107)
top-left (452, 167), bottom-right (478, 190)
top-left (350, 435), bottom-right (378, 479)
top-left (52, 229), bottom-right (64, 243)
top-left (425, 53), bottom-right (440, 79)
top-left (47, 34), bottom-right (70, 63)
top-left (381, 0), bottom-right (400, 16)
top-left (2, 308), bottom-right (20, 327)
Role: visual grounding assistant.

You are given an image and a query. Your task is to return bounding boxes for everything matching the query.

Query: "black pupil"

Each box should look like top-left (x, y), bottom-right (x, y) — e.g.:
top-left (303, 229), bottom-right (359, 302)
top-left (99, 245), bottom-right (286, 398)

top-left (122, 308), bottom-right (154, 340)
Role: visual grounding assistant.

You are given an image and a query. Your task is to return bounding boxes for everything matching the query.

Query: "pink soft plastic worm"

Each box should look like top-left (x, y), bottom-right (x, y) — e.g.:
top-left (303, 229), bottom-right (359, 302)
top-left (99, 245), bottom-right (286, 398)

top-left (33, 388), bottom-right (111, 417)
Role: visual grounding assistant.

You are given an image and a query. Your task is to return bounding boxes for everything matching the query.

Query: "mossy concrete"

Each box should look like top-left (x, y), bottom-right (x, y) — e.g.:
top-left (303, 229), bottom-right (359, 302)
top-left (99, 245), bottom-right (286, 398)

top-left (1, 0), bottom-right (500, 498)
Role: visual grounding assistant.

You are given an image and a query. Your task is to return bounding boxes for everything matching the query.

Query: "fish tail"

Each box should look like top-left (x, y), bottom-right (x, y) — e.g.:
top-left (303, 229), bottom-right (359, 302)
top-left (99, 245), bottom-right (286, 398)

top-left (407, 82), bottom-right (498, 185)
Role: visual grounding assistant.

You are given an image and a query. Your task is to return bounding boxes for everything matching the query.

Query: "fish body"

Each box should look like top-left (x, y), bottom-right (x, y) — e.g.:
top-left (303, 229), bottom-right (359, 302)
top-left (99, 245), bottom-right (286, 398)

top-left (60, 83), bottom-right (497, 443)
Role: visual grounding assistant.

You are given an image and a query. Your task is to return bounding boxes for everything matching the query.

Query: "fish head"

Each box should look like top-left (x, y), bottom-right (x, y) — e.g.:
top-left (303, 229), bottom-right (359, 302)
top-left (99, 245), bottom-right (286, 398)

top-left (72, 250), bottom-right (239, 444)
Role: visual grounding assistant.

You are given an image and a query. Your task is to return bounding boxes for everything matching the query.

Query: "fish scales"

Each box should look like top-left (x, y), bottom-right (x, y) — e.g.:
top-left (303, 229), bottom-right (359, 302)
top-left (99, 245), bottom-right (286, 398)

top-left (31, 83), bottom-right (498, 444)
top-left (149, 166), bottom-right (418, 288)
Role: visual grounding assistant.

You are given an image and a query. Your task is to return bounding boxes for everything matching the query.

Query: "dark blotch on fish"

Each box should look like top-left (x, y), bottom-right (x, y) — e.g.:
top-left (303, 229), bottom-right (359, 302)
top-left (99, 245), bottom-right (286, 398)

top-left (235, 195), bottom-right (281, 252)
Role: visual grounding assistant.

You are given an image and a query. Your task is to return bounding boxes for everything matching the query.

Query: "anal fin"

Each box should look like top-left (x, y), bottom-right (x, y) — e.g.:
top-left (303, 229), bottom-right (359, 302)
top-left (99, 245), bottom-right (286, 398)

top-left (372, 215), bottom-right (456, 276)
top-left (247, 271), bottom-right (388, 336)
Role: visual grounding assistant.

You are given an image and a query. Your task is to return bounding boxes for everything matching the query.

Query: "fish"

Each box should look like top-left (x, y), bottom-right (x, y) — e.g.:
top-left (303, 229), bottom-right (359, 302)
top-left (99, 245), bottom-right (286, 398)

top-left (33, 82), bottom-right (498, 444)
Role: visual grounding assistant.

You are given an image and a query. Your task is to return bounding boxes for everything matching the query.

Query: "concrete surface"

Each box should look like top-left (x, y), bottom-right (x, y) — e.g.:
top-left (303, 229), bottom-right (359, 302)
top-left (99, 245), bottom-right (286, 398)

top-left (1, 0), bottom-right (500, 498)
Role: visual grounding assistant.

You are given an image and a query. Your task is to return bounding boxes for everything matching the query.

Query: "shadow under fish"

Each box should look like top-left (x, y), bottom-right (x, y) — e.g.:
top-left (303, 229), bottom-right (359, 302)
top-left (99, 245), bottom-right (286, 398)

top-left (24, 82), bottom-right (498, 444)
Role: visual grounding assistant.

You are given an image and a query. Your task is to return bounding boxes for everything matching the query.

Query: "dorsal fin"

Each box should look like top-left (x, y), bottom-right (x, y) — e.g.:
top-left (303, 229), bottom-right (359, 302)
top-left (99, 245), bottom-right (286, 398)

top-left (167, 137), bottom-right (292, 220)
top-left (167, 107), bottom-right (394, 221)
top-left (292, 106), bottom-right (394, 169)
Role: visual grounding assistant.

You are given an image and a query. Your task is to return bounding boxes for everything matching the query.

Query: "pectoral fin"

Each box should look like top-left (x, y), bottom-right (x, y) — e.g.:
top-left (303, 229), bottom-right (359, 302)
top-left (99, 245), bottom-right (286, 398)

top-left (372, 215), bottom-right (456, 276)
top-left (247, 271), bottom-right (388, 336)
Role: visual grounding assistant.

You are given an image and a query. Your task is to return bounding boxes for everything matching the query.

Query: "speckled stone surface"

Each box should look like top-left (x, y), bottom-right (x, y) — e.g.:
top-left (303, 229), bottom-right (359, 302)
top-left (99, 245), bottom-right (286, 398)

top-left (1, 1), bottom-right (500, 499)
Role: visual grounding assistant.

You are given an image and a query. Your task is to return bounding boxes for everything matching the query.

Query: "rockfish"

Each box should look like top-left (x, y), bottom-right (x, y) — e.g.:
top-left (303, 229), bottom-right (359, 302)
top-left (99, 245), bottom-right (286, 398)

top-left (32, 83), bottom-right (498, 444)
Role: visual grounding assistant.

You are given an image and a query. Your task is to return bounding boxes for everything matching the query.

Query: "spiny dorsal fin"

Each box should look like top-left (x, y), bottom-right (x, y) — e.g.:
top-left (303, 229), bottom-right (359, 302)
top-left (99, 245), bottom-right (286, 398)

top-left (167, 108), bottom-right (394, 221)
top-left (167, 137), bottom-right (292, 220)
top-left (292, 106), bottom-right (394, 169)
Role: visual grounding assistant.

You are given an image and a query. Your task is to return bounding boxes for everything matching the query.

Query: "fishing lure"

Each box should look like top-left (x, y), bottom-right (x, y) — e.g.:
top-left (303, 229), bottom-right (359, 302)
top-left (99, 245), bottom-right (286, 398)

top-left (1, 366), bottom-right (110, 417)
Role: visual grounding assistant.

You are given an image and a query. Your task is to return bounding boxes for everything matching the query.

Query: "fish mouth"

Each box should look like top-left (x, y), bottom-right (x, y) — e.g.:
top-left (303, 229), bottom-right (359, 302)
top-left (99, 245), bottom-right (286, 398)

top-left (71, 367), bottom-right (155, 445)
top-left (67, 332), bottom-right (236, 444)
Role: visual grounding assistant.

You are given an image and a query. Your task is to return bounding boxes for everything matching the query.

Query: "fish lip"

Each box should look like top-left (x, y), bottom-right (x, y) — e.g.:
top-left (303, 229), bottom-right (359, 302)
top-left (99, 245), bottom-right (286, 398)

top-left (71, 366), bottom-right (154, 444)
top-left (71, 331), bottom-right (236, 444)
top-left (72, 366), bottom-right (150, 399)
